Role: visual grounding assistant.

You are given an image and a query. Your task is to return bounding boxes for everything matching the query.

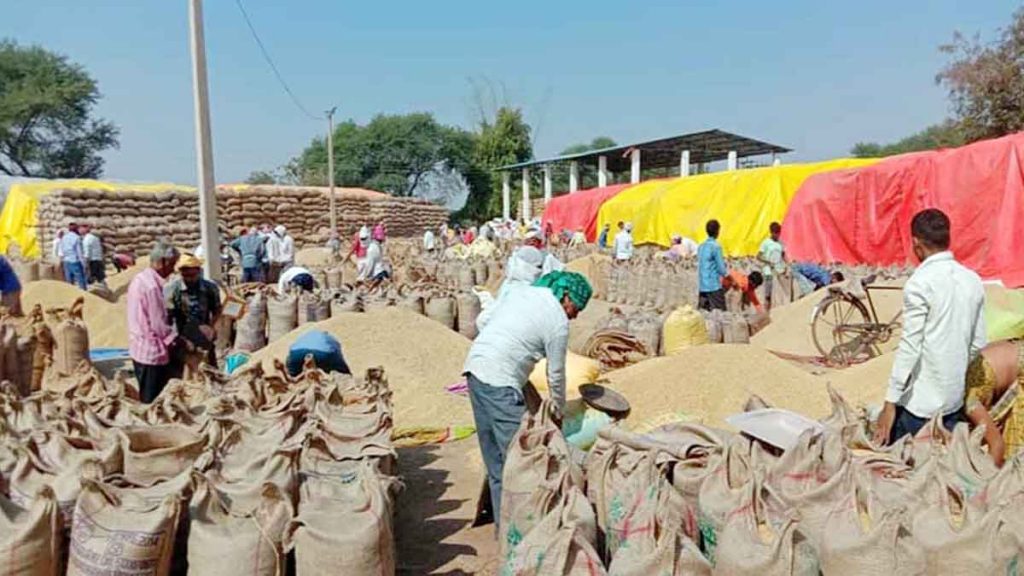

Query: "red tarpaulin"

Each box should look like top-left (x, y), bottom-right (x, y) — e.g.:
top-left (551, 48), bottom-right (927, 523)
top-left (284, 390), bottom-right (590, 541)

top-left (783, 133), bottom-right (1024, 287)
top-left (541, 184), bottom-right (632, 241)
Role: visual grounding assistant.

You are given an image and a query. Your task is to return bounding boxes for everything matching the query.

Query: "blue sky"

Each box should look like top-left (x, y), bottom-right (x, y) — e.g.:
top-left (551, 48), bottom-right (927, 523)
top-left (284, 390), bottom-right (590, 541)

top-left (2, 1), bottom-right (1018, 184)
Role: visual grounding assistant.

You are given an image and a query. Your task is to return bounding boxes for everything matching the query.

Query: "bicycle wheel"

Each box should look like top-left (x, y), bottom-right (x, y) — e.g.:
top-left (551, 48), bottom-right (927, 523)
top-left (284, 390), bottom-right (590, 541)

top-left (811, 294), bottom-right (872, 365)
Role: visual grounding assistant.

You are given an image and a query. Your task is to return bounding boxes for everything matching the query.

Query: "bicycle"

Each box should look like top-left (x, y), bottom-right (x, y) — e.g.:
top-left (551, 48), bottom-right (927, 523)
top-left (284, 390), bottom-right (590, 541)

top-left (810, 274), bottom-right (903, 366)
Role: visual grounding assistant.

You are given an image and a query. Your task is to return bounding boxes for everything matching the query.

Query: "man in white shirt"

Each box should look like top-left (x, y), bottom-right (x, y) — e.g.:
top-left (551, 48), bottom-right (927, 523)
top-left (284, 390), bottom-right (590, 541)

top-left (523, 228), bottom-right (563, 275)
top-left (614, 222), bottom-right (635, 261)
top-left (463, 271), bottom-right (592, 524)
top-left (277, 265), bottom-right (315, 294)
top-left (362, 237), bottom-right (390, 290)
top-left (59, 222), bottom-right (87, 290)
top-left (81, 224), bottom-right (105, 285)
top-left (266, 225), bottom-right (294, 283)
top-left (423, 228), bottom-right (436, 253)
top-left (874, 209), bottom-right (987, 445)
top-left (758, 222), bottom-right (787, 309)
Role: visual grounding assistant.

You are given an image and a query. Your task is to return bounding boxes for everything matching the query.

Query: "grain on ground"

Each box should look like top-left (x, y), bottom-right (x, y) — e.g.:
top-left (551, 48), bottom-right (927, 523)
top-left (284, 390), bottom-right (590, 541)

top-left (248, 307), bottom-right (474, 430)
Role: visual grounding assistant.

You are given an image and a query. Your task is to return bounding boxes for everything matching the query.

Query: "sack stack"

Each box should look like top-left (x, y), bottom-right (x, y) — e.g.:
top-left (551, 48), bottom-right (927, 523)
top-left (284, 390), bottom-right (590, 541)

top-left (34, 185), bottom-right (448, 259)
top-left (0, 357), bottom-right (399, 576)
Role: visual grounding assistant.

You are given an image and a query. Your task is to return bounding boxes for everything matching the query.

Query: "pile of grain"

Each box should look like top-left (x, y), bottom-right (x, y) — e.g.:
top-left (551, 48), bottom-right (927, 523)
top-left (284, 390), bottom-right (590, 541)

top-left (35, 185), bottom-right (448, 258)
top-left (751, 278), bottom-right (906, 356)
top-left (826, 351), bottom-right (895, 410)
top-left (248, 307), bottom-right (473, 430)
top-left (601, 344), bottom-right (834, 429)
top-left (21, 281), bottom-right (128, 348)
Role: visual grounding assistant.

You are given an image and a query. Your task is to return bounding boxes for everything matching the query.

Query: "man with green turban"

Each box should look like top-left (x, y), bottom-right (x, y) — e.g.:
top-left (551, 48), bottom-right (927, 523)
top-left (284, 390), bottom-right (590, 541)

top-left (463, 270), bottom-right (592, 529)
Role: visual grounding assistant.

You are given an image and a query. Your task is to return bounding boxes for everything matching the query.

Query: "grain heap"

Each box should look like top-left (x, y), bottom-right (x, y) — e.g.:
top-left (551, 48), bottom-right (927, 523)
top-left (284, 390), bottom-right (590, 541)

top-left (21, 281), bottom-right (129, 348)
top-left (249, 307), bottom-right (474, 432)
top-left (33, 185), bottom-right (448, 258)
top-left (0, 360), bottom-right (400, 575)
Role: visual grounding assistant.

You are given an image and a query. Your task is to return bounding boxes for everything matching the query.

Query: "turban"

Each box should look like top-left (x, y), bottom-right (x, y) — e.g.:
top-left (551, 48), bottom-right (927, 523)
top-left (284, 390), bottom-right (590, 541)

top-left (533, 271), bottom-right (592, 311)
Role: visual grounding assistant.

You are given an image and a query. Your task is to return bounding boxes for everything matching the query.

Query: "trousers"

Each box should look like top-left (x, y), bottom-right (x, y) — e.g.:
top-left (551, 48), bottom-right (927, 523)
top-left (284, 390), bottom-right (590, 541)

top-left (134, 361), bottom-right (173, 403)
top-left (698, 289), bottom-right (726, 312)
top-left (63, 261), bottom-right (87, 290)
top-left (467, 373), bottom-right (526, 524)
top-left (889, 404), bottom-right (966, 444)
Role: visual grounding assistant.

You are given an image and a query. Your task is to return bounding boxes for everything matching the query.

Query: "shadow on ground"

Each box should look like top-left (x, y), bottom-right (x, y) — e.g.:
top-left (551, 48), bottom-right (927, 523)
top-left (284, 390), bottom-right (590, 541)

top-left (395, 442), bottom-right (498, 575)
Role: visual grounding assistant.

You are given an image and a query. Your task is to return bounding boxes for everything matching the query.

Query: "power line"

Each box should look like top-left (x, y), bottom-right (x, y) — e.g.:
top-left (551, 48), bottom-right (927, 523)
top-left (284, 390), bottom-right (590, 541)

top-left (233, 0), bottom-right (320, 121)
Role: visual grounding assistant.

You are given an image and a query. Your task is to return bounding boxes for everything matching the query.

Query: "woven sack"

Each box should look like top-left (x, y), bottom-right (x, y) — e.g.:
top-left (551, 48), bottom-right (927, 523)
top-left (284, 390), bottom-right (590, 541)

top-left (472, 260), bottom-right (489, 285)
top-left (819, 483), bottom-right (923, 574)
top-left (266, 292), bottom-right (298, 344)
top-left (188, 476), bottom-right (292, 576)
top-left (722, 313), bottom-right (750, 344)
top-left (499, 400), bottom-right (583, 550)
top-left (703, 310), bottom-right (724, 344)
top-left (67, 479), bottom-right (180, 576)
top-left (424, 294), bottom-right (456, 330)
top-left (911, 485), bottom-right (1019, 574)
top-left (297, 292), bottom-right (330, 325)
top-left (696, 437), bottom-right (754, 563)
top-left (119, 425), bottom-right (205, 486)
top-left (662, 306), bottom-right (709, 355)
top-left (51, 298), bottom-right (89, 375)
top-left (455, 291), bottom-right (481, 339)
top-left (0, 486), bottom-right (61, 576)
top-left (770, 272), bottom-right (795, 307)
top-left (286, 463), bottom-right (399, 576)
top-left (713, 477), bottom-right (818, 576)
top-left (500, 485), bottom-right (605, 576)
top-left (235, 292), bottom-right (268, 352)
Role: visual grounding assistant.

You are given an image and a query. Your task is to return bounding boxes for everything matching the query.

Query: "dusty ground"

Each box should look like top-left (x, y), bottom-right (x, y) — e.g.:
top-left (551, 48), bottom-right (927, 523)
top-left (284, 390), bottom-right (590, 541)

top-left (395, 439), bottom-right (499, 575)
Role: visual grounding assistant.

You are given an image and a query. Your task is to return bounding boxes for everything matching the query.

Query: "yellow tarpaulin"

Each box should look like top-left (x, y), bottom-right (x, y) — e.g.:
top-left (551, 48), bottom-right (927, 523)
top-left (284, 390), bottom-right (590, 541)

top-left (596, 158), bottom-right (879, 256)
top-left (0, 179), bottom-right (193, 258)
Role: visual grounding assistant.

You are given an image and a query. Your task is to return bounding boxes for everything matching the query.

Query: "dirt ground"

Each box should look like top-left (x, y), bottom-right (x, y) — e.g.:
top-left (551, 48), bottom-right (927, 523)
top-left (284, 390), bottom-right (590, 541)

top-left (395, 439), bottom-right (499, 575)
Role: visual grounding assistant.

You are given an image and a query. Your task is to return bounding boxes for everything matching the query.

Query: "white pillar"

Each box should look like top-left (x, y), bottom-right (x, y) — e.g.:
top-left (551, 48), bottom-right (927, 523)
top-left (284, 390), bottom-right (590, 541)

top-left (772, 153), bottom-right (781, 167)
top-left (521, 168), bottom-right (531, 222)
top-left (501, 171), bottom-right (511, 220)
top-left (727, 150), bottom-right (738, 171)
top-left (569, 161), bottom-right (579, 193)
top-left (630, 149), bottom-right (641, 184)
top-left (680, 150), bottom-right (690, 177)
top-left (543, 165), bottom-right (553, 204)
top-left (598, 155), bottom-right (608, 187)
top-left (189, 0), bottom-right (222, 282)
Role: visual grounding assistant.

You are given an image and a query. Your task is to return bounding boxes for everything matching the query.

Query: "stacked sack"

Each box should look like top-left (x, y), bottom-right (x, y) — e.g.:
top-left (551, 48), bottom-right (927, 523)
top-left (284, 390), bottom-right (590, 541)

top-left (35, 186), bottom-right (448, 259)
top-left (605, 258), bottom-right (698, 310)
top-left (0, 358), bottom-right (400, 575)
top-left (503, 385), bottom-right (1024, 576)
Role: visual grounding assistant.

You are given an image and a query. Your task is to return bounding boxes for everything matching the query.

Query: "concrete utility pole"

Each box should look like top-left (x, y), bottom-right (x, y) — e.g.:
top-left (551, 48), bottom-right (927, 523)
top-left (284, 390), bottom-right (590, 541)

top-left (188, 0), bottom-right (221, 281)
top-left (326, 107), bottom-right (337, 233)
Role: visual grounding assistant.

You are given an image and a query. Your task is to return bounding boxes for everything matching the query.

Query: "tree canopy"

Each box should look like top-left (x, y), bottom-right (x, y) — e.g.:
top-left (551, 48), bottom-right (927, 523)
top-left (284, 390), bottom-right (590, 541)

top-left (851, 121), bottom-right (966, 158)
top-left (466, 107), bottom-right (532, 220)
top-left (0, 40), bottom-right (118, 178)
top-left (287, 113), bottom-right (476, 199)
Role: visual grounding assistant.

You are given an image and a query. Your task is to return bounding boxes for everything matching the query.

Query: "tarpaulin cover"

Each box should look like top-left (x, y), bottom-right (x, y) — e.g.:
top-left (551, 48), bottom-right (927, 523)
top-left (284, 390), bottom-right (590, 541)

top-left (540, 183), bottom-right (631, 241)
top-left (0, 179), bottom-right (192, 258)
top-left (782, 133), bottom-right (1024, 287)
top-left (596, 158), bottom-right (877, 256)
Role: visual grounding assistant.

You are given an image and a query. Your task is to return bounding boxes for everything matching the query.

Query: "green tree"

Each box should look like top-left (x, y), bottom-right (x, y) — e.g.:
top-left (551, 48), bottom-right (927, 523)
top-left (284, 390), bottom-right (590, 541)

top-left (289, 114), bottom-right (475, 198)
top-left (851, 121), bottom-right (966, 157)
top-left (938, 8), bottom-right (1024, 142)
top-left (551, 137), bottom-right (618, 191)
top-left (245, 170), bottom-right (277, 185)
top-left (0, 40), bottom-right (118, 177)
top-left (462, 107), bottom-right (533, 220)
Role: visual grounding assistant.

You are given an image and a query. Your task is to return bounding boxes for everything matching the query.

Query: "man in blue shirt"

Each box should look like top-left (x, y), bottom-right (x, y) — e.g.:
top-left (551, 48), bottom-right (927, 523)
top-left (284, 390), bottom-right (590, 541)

top-left (59, 222), bottom-right (87, 290)
top-left (697, 219), bottom-right (728, 311)
top-left (229, 227), bottom-right (266, 283)
top-left (793, 262), bottom-right (844, 291)
top-left (0, 256), bottom-right (22, 316)
top-left (597, 223), bottom-right (612, 249)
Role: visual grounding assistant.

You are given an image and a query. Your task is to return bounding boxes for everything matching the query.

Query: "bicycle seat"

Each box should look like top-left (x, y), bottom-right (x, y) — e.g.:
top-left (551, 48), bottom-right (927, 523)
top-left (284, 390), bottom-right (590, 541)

top-left (860, 274), bottom-right (877, 287)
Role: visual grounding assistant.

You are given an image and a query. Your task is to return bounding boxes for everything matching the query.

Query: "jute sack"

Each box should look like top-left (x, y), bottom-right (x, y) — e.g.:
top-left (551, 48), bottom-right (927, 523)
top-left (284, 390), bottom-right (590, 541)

top-left (119, 425), bottom-right (206, 486)
top-left (819, 483), bottom-right (923, 574)
top-left (0, 486), bottom-right (61, 576)
top-left (606, 476), bottom-right (711, 575)
top-left (67, 479), bottom-right (180, 576)
top-left (286, 463), bottom-right (399, 576)
top-left (938, 422), bottom-right (999, 503)
top-left (500, 468), bottom-right (573, 564)
top-left (235, 292), bottom-right (268, 352)
top-left (769, 272), bottom-right (794, 307)
top-left (713, 478), bottom-right (818, 576)
top-left (501, 485), bottom-right (605, 576)
top-left (500, 400), bottom-right (583, 548)
top-left (297, 292), bottom-right (331, 325)
top-left (266, 292), bottom-right (298, 344)
top-left (455, 291), bottom-right (481, 339)
top-left (910, 484), bottom-right (1019, 575)
top-left (188, 476), bottom-right (293, 576)
top-left (696, 437), bottom-right (754, 563)
top-left (703, 310), bottom-right (724, 344)
top-left (456, 266), bottom-right (474, 290)
top-left (722, 313), bottom-right (750, 344)
top-left (50, 298), bottom-right (89, 375)
top-left (424, 293), bottom-right (456, 330)
top-left (6, 448), bottom-right (106, 521)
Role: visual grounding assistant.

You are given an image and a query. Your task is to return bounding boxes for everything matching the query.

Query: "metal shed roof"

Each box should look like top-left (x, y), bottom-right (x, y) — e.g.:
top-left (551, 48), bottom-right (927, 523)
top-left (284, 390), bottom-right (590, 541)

top-left (498, 129), bottom-right (791, 172)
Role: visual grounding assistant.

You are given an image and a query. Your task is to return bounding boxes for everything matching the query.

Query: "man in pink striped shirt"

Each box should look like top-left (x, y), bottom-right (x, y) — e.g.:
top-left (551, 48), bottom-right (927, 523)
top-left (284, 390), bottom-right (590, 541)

top-left (127, 240), bottom-right (182, 402)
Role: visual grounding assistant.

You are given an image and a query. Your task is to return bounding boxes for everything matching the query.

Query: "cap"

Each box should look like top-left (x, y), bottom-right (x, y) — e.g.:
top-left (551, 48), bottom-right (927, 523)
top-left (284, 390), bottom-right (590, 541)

top-left (177, 253), bottom-right (204, 270)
